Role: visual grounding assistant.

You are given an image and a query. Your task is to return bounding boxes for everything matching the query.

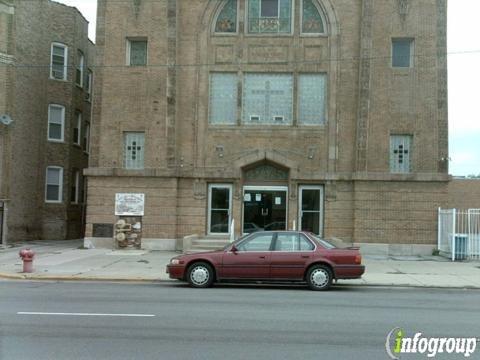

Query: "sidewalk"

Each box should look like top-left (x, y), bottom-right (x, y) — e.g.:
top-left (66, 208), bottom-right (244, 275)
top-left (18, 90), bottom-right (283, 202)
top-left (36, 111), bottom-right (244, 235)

top-left (1, 240), bottom-right (480, 289)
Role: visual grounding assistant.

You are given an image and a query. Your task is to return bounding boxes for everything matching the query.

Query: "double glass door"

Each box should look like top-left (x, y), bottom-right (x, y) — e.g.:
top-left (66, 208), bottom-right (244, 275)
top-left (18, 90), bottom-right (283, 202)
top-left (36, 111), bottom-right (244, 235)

top-left (243, 186), bottom-right (287, 234)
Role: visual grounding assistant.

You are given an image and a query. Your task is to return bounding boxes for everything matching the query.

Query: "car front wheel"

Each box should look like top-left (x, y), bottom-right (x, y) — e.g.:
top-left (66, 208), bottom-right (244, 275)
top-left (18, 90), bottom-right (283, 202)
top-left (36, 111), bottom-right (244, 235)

top-left (306, 265), bottom-right (333, 291)
top-left (187, 262), bottom-right (214, 288)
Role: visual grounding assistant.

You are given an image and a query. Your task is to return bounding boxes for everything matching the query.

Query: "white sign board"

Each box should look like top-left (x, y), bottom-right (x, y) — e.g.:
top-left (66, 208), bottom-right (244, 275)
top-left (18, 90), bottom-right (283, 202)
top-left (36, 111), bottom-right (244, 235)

top-left (115, 193), bottom-right (145, 216)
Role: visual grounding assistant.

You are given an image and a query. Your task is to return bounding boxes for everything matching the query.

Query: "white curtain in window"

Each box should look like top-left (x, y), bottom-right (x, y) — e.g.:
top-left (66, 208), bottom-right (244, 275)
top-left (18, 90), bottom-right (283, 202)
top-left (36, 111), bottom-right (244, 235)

top-left (298, 74), bottom-right (326, 125)
top-left (243, 73), bottom-right (293, 125)
top-left (209, 73), bottom-right (237, 125)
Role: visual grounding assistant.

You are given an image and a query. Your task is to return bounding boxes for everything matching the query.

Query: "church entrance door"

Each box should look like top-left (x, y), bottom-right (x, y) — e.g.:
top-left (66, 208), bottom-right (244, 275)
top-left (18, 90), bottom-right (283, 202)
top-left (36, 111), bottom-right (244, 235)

top-left (242, 186), bottom-right (287, 234)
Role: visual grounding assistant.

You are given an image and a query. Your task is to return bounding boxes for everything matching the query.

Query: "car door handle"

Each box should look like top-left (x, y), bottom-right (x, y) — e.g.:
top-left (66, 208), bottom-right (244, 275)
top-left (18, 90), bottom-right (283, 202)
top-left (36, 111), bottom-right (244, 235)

top-left (259, 256), bottom-right (266, 259)
top-left (301, 255), bottom-right (310, 259)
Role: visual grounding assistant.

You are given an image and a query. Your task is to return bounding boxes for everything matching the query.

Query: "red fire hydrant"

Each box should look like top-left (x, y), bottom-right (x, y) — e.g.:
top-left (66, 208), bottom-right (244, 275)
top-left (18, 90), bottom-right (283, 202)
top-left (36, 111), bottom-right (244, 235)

top-left (19, 248), bottom-right (35, 273)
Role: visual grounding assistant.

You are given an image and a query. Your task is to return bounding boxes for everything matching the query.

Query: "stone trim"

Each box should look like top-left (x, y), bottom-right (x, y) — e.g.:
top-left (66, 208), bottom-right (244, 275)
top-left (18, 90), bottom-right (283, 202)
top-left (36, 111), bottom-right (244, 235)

top-left (166, 0), bottom-right (177, 167)
top-left (436, 0), bottom-right (448, 173)
top-left (355, 0), bottom-right (374, 172)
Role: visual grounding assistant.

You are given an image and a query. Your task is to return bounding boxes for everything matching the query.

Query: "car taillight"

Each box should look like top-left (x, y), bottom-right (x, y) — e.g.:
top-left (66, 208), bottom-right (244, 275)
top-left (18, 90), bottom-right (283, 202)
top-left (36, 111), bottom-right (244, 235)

top-left (354, 254), bottom-right (362, 264)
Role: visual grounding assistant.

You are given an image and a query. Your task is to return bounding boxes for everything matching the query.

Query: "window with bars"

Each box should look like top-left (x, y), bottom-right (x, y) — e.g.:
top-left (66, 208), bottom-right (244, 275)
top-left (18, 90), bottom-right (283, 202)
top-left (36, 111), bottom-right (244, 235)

top-left (298, 74), bottom-right (327, 125)
top-left (392, 38), bottom-right (414, 68)
top-left (76, 50), bottom-right (84, 87)
top-left (45, 166), bottom-right (63, 203)
top-left (127, 39), bottom-right (147, 66)
top-left (48, 104), bottom-right (65, 142)
top-left (51, 43), bottom-right (68, 80)
top-left (248, 0), bottom-right (292, 33)
top-left (124, 132), bottom-right (145, 169)
top-left (390, 135), bottom-right (413, 173)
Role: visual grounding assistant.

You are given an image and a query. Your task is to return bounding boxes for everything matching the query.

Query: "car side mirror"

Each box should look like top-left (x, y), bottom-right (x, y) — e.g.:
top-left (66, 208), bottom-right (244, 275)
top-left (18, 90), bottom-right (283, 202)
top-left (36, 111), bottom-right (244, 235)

top-left (231, 245), bottom-right (238, 253)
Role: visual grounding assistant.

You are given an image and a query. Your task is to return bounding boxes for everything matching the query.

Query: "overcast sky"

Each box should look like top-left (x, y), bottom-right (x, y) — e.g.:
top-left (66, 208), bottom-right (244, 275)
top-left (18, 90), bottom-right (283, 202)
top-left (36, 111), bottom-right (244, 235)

top-left (55, 0), bottom-right (480, 176)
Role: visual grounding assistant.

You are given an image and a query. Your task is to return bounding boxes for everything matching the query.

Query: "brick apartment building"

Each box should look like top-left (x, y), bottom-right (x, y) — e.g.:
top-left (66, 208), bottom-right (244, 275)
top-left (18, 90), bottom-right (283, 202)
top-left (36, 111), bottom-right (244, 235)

top-left (0, 0), bottom-right (94, 242)
top-left (85, 0), bottom-right (450, 252)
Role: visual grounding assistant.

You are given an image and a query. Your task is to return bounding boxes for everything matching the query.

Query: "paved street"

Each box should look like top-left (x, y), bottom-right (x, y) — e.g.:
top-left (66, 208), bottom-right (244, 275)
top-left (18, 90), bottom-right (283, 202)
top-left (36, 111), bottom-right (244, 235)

top-left (1, 281), bottom-right (479, 360)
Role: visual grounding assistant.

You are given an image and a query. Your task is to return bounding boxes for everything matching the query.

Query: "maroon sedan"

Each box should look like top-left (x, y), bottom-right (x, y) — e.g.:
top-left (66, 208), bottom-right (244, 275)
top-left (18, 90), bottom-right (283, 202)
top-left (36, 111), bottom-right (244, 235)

top-left (167, 231), bottom-right (365, 291)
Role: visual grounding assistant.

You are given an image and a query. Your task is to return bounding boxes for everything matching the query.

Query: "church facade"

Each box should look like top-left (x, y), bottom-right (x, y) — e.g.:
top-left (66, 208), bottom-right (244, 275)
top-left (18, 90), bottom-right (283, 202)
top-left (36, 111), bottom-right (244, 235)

top-left (85, 0), bottom-right (449, 252)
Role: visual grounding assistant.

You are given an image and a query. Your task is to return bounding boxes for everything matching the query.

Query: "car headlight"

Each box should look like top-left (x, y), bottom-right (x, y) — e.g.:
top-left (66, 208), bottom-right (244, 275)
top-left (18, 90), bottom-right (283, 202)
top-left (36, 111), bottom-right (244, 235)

top-left (170, 258), bottom-right (181, 265)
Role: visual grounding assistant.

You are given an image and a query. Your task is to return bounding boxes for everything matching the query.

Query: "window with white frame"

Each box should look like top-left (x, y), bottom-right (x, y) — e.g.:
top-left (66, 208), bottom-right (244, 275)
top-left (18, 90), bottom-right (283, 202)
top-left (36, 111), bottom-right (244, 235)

top-left (390, 135), bottom-right (413, 173)
top-left (45, 166), bottom-right (63, 203)
top-left (392, 38), bottom-right (414, 68)
top-left (85, 69), bottom-right (93, 101)
top-left (50, 43), bottom-right (68, 80)
top-left (208, 184), bottom-right (232, 234)
top-left (127, 39), bottom-right (147, 66)
top-left (124, 132), bottom-right (145, 169)
top-left (209, 73), bottom-right (238, 125)
top-left (48, 104), bottom-right (65, 142)
top-left (248, 0), bottom-right (293, 34)
top-left (298, 74), bottom-right (327, 125)
top-left (70, 170), bottom-right (80, 204)
top-left (73, 111), bottom-right (81, 145)
top-left (243, 73), bottom-right (293, 125)
top-left (76, 50), bottom-right (84, 87)
top-left (83, 122), bottom-right (90, 153)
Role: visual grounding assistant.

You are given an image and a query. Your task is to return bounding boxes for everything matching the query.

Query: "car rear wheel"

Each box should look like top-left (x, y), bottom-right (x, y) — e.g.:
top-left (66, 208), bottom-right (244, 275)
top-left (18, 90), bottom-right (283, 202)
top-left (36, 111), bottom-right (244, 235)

top-left (306, 265), bottom-right (333, 291)
top-left (187, 262), bottom-right (214, 288)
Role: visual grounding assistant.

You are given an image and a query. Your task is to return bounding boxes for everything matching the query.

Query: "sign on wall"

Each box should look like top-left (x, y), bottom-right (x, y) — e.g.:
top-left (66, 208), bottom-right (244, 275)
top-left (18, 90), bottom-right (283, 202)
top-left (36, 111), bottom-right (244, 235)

top-left (115, 193), bottom-right (145, 216)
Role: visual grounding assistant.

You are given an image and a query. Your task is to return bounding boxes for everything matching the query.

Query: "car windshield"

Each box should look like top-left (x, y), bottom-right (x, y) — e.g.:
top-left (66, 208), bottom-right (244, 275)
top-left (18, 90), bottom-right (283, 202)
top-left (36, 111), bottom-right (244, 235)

top-left (310, 235), bottom-right (337, 249)
top-left (222, 234), bottom-right (251, 250)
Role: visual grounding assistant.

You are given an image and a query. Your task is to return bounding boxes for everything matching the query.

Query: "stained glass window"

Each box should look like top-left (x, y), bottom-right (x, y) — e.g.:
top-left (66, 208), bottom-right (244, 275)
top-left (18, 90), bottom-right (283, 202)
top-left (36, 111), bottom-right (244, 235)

top-left (124, 132), bottom-right (145, 169)
top-left (243, 73), bottom-right (293, 125)
top-left (302, 0), bottom-right (325, 34)
top-left (298, 74), bottom-right (327, 125)
top-left (248, 0), bottom-right (292, 34)
top-left (215, 0), bottom-right (237, 33)
top-left (209, 73), bottom-right (238, 125)
top-left (390, 135), bottom-right (412, 173)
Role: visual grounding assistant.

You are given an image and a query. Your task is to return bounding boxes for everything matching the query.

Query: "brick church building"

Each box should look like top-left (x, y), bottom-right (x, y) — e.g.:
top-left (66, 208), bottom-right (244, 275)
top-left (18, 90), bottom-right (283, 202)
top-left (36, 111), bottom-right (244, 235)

top-left (85, 0), bottom-right (449, 252)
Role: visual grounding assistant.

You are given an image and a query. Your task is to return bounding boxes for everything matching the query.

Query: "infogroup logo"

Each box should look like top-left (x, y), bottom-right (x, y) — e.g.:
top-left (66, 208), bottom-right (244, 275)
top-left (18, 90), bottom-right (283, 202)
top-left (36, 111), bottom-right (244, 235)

top-left (385, 328), bottom-right (478, 359)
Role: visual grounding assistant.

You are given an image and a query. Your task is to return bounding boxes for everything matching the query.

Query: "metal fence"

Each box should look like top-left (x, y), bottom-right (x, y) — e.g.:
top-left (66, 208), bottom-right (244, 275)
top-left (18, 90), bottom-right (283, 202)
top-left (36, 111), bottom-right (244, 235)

top-left (438, 208), bottom-right (480, 261)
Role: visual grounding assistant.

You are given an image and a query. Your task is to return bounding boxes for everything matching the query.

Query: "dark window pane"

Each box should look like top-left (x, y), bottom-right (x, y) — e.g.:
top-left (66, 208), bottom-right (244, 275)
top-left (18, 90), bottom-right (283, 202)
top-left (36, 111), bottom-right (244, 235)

top-left (211, 188), bottom-right (229, 209)
top-left (47, 185), bottom-right (59, 201)
top-left (210, 210), bottom-right (229, 233)
top-left (301, 212), bottom-right (320, 234)
top-left (302, 189), bottom-right (320, 211)
top-left (261, 0), bottom-right (278, 17)
top-left (49, 123), bottom-right (62, 140)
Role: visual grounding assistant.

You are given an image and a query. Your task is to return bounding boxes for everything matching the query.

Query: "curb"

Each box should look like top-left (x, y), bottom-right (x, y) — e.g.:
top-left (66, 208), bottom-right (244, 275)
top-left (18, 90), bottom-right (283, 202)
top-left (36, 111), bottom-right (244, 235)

top-left (1, 272), bottom-right (480, 289)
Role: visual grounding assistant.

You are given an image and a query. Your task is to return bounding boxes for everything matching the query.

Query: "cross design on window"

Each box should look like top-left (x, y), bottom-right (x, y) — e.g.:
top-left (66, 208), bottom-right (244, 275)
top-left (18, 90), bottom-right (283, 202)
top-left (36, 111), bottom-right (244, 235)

top-left (128, 141), bottom-right (142, 160)
top-left (394, 144), bottom-right (409, 164)
top-left (252, 80), bottom-right (284, 120)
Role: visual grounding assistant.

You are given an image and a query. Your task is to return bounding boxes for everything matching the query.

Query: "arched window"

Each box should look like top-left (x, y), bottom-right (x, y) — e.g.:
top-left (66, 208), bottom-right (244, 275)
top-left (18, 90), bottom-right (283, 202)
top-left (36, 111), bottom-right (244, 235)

top-left (214, 0), bottom-right (238, 33)
top-left (301, 0), bottom-right (325, 34)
